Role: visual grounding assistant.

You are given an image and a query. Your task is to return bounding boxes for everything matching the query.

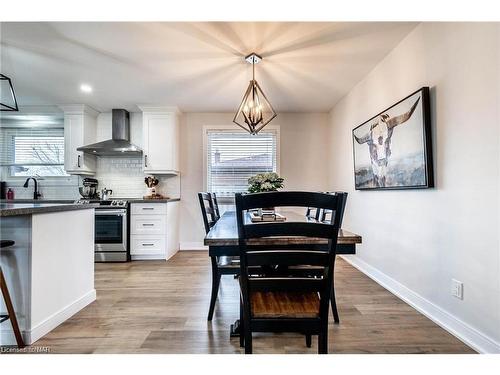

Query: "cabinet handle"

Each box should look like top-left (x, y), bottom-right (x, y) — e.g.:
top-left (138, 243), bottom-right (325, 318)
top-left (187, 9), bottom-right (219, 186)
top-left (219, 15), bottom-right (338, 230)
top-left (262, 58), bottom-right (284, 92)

top-left (144, 155), bottom-right (148, 168)
top-left (77, 155), bottom-right (81, 168)
top-left (142, 243), bottom-right (154, 246)
top-left (142, 207), bottom-right (154, 210)
top-left (142, 223), bottom-right (154, 226)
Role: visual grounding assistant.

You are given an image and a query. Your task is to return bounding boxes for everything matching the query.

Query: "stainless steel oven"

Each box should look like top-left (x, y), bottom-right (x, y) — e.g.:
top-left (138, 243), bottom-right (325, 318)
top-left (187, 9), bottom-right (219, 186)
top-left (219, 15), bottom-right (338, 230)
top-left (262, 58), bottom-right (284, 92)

top-left (95, 207), bottom-right (128, 262)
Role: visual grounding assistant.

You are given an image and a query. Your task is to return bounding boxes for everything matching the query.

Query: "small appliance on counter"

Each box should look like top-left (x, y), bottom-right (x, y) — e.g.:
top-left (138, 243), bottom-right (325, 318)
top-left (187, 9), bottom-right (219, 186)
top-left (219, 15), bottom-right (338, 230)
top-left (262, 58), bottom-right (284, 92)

top-left (100, 188), bottom-right (113, 201)
top-left (79, 178), bottom-right (99, 199)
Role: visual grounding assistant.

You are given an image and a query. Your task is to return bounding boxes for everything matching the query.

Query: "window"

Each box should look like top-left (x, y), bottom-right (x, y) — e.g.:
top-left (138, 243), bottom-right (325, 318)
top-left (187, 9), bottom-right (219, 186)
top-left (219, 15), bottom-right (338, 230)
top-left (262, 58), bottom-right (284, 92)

top-left (206, 127), bottom-right (279, 197)
top-left (0, 127), bottom-right (68, 177)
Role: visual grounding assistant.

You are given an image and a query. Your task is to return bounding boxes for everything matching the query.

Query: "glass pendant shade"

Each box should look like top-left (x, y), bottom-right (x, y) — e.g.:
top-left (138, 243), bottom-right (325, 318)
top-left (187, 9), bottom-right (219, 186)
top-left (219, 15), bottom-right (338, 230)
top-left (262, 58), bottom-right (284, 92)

top-left (233, 54), bottom-right (276, 135)
top-left (0, 74), bottom-right (19, 111)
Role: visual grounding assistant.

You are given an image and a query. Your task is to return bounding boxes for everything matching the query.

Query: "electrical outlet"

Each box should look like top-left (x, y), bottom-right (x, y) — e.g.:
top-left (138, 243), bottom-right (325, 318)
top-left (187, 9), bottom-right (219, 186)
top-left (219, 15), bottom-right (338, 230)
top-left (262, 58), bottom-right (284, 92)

top-left (451, 279), bottom-right (463, 300)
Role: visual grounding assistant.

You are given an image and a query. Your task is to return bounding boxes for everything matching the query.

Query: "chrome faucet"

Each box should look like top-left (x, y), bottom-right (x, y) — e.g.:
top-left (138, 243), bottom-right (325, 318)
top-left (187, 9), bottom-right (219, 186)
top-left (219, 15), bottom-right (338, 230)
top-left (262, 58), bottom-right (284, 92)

top-left (23, 177), bottom-right (42, 200)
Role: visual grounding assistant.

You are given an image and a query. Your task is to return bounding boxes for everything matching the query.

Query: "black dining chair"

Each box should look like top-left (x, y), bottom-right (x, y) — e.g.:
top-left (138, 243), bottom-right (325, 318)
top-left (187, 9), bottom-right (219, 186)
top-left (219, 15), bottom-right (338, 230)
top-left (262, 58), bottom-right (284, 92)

top-left (198, 192), bottom-right (240, 321)
top-left (235, 191), bottom-right (344, 354)
top-left (305, 206), bottom-right (321, 220)
top-left (320, 192), bottom-right (347, 227)
top-left (303, 192), bottom-right (348, 324)
top-left (211, 192), bottom-right (220, 220)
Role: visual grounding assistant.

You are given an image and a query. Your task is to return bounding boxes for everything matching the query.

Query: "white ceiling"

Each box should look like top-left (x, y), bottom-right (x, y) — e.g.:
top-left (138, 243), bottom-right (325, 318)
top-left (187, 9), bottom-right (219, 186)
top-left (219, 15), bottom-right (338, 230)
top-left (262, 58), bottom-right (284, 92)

top-left (0, 22), bottom-right (417, 113)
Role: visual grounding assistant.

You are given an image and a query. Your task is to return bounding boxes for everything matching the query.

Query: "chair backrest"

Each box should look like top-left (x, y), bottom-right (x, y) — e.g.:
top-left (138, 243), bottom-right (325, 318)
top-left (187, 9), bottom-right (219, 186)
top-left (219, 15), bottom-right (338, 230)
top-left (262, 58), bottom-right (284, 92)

top-left (211, 192), bottom-right (221, 220)
top-left (305, 206), bottom-right (322, 221)
top-left (319, 192), bottom-right (348, 227)
top-left (235, 191), bottom-right (346, 320)
top-left (198, 192), bottom-right (219, 234)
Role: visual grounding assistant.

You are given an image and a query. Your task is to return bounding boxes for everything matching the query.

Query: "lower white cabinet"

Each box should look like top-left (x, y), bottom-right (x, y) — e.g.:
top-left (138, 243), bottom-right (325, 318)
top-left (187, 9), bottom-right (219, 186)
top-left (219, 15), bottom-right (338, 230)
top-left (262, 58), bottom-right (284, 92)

top-left (131, 235), bottom-right (166, 256)
top-left (131, 215), bottom-right (166, 235)
top-left (131, 203), bottom-right (167, 215)
top-left (130, 202), bottom-right (179, 261)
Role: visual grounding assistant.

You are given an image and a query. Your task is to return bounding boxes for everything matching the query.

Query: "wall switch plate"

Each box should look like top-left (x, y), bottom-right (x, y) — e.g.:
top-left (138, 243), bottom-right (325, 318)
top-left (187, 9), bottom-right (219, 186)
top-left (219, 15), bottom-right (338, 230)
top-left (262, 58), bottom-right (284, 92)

top-left (451, 279), bottom-right (463, 300)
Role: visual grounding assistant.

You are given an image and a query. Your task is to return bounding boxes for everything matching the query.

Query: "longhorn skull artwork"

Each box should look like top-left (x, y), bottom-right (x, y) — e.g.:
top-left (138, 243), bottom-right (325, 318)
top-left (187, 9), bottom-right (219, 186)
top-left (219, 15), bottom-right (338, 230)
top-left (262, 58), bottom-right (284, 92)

top-left (353, 98), bottom-right (421, 188)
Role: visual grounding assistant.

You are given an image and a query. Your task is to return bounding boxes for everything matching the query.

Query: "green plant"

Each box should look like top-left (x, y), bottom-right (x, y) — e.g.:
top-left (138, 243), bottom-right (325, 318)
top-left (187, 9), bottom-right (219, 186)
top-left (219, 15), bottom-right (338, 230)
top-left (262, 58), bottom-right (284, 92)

top-left (248, 172), bottom-right (284, 193)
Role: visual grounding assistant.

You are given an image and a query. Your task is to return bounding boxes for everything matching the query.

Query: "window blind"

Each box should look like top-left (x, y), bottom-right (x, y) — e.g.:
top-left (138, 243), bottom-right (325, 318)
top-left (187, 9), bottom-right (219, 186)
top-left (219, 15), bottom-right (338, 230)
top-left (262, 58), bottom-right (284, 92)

top-left (0, 127), bottom-right (67, 176)
top-left (206, 130), bottom-right (278, 197)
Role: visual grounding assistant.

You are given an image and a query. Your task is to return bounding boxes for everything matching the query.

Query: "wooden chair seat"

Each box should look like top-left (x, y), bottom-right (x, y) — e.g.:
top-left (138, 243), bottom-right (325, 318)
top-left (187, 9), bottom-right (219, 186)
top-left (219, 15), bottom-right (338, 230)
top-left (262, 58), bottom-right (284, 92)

top-left (250, 291), bottom-right (320, 318)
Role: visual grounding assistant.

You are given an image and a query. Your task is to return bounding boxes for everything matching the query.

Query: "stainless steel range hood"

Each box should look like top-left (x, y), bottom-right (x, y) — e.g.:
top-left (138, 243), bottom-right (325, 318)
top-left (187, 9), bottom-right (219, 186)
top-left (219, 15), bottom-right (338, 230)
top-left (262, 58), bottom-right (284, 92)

top-left (77, 109), bottom-right (142, 156)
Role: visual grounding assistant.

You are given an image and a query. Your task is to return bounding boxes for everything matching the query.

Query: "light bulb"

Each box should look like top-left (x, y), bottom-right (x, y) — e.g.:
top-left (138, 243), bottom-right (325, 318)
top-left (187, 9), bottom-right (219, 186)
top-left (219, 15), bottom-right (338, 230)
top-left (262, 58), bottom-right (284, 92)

top-left (80, 84), bottom-right (93, 93)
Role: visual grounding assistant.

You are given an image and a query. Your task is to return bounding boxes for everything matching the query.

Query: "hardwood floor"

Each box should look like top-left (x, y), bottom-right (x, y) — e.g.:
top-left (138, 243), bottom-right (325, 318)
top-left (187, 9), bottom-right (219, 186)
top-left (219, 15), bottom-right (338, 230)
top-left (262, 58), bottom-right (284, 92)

top-left (31, 251), bottom-right (475, 354)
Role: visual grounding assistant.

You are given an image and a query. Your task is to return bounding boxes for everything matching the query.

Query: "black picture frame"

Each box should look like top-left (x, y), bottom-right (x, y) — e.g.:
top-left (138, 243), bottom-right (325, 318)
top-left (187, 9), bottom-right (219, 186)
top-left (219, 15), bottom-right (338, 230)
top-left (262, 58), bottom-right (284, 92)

top-left (352, 87), bottom-right (433, 190)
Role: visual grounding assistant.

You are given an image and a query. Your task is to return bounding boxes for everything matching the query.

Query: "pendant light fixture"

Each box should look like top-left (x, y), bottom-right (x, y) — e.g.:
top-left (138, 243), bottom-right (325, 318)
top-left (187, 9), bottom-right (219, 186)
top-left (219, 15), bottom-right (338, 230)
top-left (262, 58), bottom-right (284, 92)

top-left (0, 74), bottom-right (19, 111)
top-left (233, 53), bottom-right (277, 135)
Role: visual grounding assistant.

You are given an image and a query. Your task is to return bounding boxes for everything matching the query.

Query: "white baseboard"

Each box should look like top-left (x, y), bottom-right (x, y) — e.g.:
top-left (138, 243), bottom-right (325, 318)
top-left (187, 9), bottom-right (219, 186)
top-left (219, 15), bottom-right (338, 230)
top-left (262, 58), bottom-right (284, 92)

top-left (340, 255), bottom-right (500, 354)
top-left (131, 254), bottom-right (166, 260)
top-left (180, 242), bottom-right (208, 251)
top-left (28, 289), bottom-right (96, 344)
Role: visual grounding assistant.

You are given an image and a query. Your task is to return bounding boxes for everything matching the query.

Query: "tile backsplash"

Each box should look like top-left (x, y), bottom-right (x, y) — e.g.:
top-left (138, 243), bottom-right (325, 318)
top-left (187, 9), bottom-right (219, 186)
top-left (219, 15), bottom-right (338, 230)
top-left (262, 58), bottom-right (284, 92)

top-left (94, 157), bottom-right (180, 199)
top-left (2, 157), bottom-right (180, 200)
top-left (3, 176), bottom-right (80, 200)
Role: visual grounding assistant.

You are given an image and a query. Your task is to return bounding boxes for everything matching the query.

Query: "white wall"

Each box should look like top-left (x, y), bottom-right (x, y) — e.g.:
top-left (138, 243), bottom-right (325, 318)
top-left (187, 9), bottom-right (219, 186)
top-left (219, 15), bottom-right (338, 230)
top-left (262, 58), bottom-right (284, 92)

top-left (328, 23), bottom-right (500, 353)
top-left (179, 112), bottom-right (330, 247)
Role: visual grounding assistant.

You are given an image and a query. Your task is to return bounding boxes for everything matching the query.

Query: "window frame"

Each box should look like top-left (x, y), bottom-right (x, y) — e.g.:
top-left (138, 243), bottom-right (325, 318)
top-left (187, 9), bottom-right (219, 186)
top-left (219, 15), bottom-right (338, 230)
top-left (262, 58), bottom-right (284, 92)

top-left (203, 124), bottom-right (281, 198)
top-left (0, 126), bottom-right (75, 185)
top-left (9, 133), bottom-right (67, 178)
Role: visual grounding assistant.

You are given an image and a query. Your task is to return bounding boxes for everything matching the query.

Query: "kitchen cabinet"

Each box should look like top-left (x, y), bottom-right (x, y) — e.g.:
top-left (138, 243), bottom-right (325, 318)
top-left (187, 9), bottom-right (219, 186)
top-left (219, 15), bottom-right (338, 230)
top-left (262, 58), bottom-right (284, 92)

top-left (139, 106), bottom-right (180, 175)
top-left (131, 214), bottom-right (167, 235)
top-left (60, 105), bottom-right (98, 175)
top-left (166, 200), bottom-right (180, 260)
top-left (130, 201), bottom-right (179, 260)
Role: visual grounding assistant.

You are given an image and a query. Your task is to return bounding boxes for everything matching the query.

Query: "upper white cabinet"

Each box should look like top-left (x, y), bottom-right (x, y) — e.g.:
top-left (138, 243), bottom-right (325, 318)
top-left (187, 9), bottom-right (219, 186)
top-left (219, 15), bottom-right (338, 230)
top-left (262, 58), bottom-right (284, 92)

top-left (60, 105), bottom-right (98, 175)
top-left (139, 106), bottom-right (180, 175)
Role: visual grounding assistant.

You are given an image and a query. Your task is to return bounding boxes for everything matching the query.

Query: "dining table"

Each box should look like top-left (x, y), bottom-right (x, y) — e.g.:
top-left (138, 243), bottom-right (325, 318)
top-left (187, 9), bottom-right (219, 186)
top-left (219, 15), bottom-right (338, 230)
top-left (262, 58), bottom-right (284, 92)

top-left (204, 209), bottom-right (363, 337)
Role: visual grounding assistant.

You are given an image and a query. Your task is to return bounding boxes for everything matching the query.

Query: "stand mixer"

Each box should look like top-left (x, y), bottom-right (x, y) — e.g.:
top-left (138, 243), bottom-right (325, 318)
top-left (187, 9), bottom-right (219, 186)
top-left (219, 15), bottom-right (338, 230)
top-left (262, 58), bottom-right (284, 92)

top-left (79, 178), bottom-right (99, 199)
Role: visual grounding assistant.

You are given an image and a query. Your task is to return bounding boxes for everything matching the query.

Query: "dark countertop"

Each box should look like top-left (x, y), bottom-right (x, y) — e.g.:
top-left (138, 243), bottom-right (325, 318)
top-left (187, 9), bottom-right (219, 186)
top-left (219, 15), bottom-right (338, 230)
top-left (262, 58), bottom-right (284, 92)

top-left (0, 202), bottom-right (98, 217)
top-left (1, 199), bottom-right (76, 204)
top-left (1, 198), bottom-right (180, 204)
top-left (127, 198), bottom-right (180, 203)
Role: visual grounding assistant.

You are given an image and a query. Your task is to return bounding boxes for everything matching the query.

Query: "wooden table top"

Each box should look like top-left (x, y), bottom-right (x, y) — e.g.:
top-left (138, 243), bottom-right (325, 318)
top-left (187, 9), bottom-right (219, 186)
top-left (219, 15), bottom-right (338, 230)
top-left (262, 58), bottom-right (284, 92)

top-left (204, 210), bottom-right (362, 246)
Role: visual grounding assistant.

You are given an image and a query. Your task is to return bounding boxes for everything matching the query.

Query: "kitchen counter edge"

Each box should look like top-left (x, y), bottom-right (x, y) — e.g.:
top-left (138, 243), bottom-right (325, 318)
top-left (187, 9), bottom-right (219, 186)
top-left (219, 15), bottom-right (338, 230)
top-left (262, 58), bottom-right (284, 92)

top-left (0, 203), bottom-right (99, 217)
top-left (128, 198), bottom-right (180, 203)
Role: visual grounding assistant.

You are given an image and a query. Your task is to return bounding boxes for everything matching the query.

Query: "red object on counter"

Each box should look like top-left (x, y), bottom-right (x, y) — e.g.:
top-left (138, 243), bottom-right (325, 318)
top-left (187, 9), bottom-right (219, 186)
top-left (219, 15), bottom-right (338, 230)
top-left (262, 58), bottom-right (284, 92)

top-left (6, 188), bottom-right (14, 200)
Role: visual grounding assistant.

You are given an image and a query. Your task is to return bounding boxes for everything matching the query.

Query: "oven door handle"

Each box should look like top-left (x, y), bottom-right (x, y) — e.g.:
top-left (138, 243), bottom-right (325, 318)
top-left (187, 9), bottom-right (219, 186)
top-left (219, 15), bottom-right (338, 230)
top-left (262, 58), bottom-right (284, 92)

top-left (95, 210), bottom-right (127, 216)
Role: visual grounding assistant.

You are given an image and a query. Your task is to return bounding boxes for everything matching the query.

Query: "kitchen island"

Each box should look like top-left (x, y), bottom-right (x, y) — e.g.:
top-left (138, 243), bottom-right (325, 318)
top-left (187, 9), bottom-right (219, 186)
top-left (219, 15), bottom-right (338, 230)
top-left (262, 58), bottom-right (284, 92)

top-left (0, 203), bottom-right (97, 346)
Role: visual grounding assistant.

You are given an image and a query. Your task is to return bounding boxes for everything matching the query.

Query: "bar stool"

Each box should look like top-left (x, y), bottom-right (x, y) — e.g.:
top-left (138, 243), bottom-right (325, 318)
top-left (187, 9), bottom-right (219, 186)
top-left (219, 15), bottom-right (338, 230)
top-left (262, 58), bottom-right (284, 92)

top-left (1, 240), bottom-right (25, 348)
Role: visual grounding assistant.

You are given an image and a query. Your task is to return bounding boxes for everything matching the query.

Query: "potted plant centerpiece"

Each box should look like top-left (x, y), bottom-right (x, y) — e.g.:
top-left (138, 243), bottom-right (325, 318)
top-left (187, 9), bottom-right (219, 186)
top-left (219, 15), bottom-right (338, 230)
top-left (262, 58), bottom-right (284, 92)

top-left (247, 172), bottom-right (284, 215)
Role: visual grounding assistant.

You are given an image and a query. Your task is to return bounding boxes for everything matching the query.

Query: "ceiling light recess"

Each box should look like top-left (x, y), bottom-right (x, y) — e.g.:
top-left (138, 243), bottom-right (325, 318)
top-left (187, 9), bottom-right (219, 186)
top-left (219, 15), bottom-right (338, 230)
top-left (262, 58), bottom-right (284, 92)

top-left (80, 84), bottom-right (93, 93)
top-left (233, 53), bottom-right (277, 135)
